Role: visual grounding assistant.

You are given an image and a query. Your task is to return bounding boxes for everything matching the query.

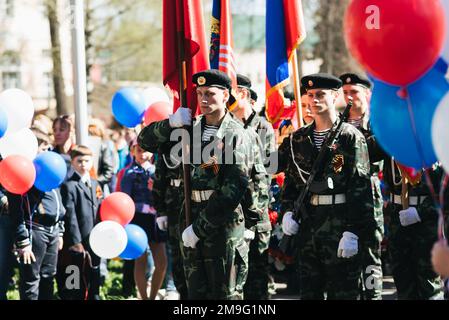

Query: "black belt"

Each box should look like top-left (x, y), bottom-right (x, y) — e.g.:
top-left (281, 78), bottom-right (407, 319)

top-left (26, 221), bottom-right (59, 233)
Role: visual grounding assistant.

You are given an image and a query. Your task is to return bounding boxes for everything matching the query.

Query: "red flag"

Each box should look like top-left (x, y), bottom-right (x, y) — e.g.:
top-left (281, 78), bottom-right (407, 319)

top-left (163, 0), bottom-right (209, 115)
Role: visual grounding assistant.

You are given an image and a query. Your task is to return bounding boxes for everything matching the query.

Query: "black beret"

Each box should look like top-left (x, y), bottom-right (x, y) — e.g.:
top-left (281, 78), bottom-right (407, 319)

top-left (193, 69), bottom-right (232, 90)
top-left (301, 73), bottom-right (342, 90)
top-left (249, 88), bottom-right (258, 102)
top-left (237, 74), bottom-right (252, 89)
top-left (339, 73), bottom-right (372, 89)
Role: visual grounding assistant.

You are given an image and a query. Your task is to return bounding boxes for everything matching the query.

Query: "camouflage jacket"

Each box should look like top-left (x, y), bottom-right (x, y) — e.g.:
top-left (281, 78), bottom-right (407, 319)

top-left (350, 117), bottom-right (385, 230)
top-left (244, 111), bottom-right (276, 173)
top-left (351, 118), bottom-right (384, 167)
top-left (152, 152), bottom-right (184, 226)
top-left (138, 112), bottom-right (253, 239)
top-left (236, 115), bottom-right (271, 231)
top-left (277, 121), bottom-right (376, 235)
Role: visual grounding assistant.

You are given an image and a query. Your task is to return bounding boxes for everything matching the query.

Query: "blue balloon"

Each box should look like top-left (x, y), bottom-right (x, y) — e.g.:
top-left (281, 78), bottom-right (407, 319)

top-left (0, 106), bottom-right (7, 138)
top-left (119, 224), bottom-right (148, 260)
top-left (370, 65), bottom-right (449, 169)
top-left (112, 88), bottom-right (146, 128)
top-left (33, 151), bottom-right (67, 192)
top-left (434, 58), bottom-right (448, 75)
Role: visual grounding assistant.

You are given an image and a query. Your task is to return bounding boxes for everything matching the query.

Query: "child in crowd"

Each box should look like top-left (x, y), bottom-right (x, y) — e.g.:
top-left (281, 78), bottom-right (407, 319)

top-left (121, 139), bottom-right (167, 300)
top-left (59, 145), bottom-right (103, 300)
top-left (8, 135), bottom-right (66, 300)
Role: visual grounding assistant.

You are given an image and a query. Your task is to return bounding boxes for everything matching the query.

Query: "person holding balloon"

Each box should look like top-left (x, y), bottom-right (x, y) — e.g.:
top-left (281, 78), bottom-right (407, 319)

top-left (120, 138), bottom-right (167, 300)
top-left (51, 115), bottom-right (76, 176)
top-left (0, 186), bottom-right (14, 300)
top-left (7, 144), bottom-right (67, 300)
top-left (59, 145), bottom-right (103, 300)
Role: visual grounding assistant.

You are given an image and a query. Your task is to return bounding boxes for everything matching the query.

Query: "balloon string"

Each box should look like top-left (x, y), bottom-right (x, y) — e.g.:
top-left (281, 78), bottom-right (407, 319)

top-left (405, 92), bottom-right (446, 240)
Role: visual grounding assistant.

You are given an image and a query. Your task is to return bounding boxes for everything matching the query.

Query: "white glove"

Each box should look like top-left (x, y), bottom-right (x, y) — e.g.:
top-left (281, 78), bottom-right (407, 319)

top-left (156, 216), bottom-right (168, 231)
top-left (244, 229), bottom-right (255, 241)
top-left (282, 211), bottom-right (299, 236)
top-left (182, 225), bottom-right (200, 248)
top-left (399, 207), bottom-right (421, 226)
top-left (337, 231), bottom-right (359, 258)
top-left (169, 107), bottom-right (192, 128)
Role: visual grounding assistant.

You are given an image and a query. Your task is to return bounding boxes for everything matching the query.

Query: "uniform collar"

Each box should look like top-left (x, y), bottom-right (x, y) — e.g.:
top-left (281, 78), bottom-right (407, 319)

top-left (193, 111), bottom-right (234, 140)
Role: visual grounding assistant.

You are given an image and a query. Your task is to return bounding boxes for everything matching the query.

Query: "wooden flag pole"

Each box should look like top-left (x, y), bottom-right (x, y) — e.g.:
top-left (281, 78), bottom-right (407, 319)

top-left (176, 0), bottom-right (192, 227)
top-left (291, 49), bottom-right (304, 128)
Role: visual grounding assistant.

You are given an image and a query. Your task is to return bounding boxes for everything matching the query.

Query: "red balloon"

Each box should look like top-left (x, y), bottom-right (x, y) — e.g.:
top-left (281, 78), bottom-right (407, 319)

top-left (99, 192), bottom-right (135, 225)
top-left (0, 155), bottom-right (36, 195)
top-left (143, 101), bottom-right (172, 126)
top-left (344, 0), bottom-right (446, 85)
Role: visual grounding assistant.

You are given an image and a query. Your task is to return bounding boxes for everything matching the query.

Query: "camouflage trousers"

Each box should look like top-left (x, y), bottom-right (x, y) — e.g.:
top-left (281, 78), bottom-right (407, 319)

top-left (181, 222), bottom-right (249, 300)
top-left (359, 228), bottom-right (383, 300)
top-left (388, 205), bottom-right (444, 300)
top-left (243, 229), bottom-right (271, 300)
top-left (296, 207), bottom-right (362, 300)
top-left (168, 224), bottom-right (188, 300)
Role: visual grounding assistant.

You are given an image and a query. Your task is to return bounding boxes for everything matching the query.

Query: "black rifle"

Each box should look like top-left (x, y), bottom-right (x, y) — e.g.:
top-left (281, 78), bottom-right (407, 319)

top-left (279, 99), bottom-right (353, 256)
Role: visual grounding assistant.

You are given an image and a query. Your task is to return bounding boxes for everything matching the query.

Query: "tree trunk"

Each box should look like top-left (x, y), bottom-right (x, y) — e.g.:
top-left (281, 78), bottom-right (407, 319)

top-left (46, 0), bottom-right (68, 115)
top-left (313, 0), bottom-right (364, 76)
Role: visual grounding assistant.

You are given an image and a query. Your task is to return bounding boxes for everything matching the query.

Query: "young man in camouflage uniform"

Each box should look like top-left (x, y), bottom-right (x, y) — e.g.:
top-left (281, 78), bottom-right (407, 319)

top-left (231, 74), bottom-right (273, 299)
top-left (382, 160), bottom-right (444, 299)
top-left (339, 73), bottom-right (384, 299)
top-left (278, 73), bottom-right (376, 299)
top-left (138, 69), bottom-right (252, 300)
top-left (153, 154), bottom-right (187, 299)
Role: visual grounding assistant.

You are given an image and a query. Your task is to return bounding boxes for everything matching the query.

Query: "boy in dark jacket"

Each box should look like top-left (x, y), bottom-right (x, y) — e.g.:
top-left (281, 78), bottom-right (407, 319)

top-left (9, 186), bottom-right (65, 300)
top-left (59, 145), bottom-right (103, 300)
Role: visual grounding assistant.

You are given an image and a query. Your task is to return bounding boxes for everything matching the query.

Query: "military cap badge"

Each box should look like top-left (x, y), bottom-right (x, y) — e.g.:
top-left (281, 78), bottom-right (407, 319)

top-left (332, 154), bottom-right (344, 173)
top-left (346, 77), bottom-right (351, 83)
top-left (308, 80), bottom-right (314, 87)
top-left (198, 76), bottom-right (206, 86)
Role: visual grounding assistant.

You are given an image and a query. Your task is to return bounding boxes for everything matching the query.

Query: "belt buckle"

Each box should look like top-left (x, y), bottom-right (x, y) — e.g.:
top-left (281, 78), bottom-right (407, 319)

top-left (192, 191), bottom-right (200, 203)
top-left (311, 195), bottom-right (318, 206)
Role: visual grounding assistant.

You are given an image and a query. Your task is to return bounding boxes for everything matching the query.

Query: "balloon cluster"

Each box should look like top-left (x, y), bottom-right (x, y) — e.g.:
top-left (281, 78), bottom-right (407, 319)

top-left (0, 89), bottom-right (67, 195)
top-left (111, 87), bottom-right (172, 128)
top-left (344, 0), bottom-right (449, 171)
top-left (89, 192), bottom-right (148, 260)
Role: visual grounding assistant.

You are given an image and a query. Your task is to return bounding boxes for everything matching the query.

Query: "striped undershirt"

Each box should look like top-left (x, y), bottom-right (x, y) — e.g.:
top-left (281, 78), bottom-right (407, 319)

top-left (348, 117), bottom-right (363, 128)
top-left (313, 128), bottom-right (330, 150)
top-left (202, 124), bottom-right (219, 142)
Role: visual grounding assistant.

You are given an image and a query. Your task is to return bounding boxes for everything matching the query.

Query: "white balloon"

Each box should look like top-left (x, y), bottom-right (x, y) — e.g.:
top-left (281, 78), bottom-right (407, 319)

top-left (89, 221), bottom-right (128, 259)
top-left (441, 0), bottom-right (449, 64)
top-left (0, 127), bottom-right (38, 160)
top-left (432, 92), bottom-right (449, 173)
top-left (141, 87), bottom-right (170, 108)
top-left (0, 89), bottom-right (34, 135)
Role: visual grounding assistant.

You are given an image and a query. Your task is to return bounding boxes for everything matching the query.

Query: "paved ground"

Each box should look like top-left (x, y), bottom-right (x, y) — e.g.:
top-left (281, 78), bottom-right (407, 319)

top-left (271, 276), bottom-right (398, 300)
